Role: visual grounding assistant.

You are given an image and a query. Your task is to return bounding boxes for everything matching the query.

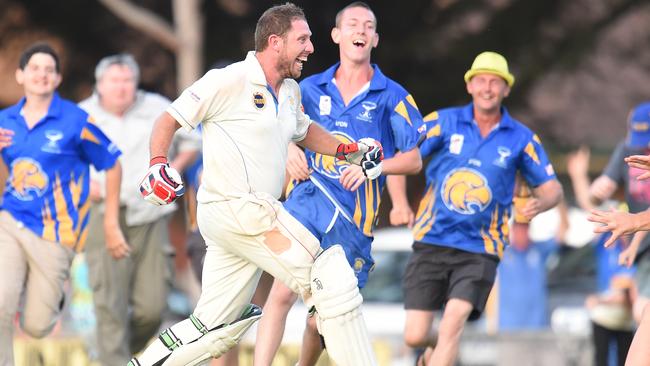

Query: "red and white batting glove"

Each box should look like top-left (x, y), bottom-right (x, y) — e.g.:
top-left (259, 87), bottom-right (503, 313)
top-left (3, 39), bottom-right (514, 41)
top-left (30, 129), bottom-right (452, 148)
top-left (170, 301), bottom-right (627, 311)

top-left (336, 137), bottom-right (384, 179)
top-left (139, 156), bottom-right (185, 205)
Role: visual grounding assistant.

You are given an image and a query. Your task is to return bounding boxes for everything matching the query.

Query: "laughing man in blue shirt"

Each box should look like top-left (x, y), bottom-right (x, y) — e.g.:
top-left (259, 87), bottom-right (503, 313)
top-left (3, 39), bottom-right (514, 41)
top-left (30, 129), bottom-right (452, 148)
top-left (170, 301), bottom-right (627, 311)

top-left (403, 51), bottom-right (563, 366)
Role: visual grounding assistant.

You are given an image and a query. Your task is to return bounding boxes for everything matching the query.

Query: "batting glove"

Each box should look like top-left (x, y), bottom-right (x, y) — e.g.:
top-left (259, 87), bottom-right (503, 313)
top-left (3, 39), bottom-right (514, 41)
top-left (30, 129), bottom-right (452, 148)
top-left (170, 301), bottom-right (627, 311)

top-left (139, 156), bottom-right (185, 205)
top-left (336, 138), bottom-right (384, 180)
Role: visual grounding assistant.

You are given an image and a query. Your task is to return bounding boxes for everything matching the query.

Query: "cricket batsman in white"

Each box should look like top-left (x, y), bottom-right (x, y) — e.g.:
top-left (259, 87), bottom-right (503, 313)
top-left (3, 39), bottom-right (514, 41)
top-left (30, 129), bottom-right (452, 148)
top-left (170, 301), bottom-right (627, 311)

top-left (129, 3), bottom-right (382, 366)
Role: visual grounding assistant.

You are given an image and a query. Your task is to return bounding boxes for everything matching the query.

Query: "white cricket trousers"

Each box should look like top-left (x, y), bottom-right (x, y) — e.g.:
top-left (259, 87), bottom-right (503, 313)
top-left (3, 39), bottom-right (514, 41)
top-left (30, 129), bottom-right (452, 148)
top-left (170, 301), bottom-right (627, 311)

top-left (193, 192), bottom-right (321, 328)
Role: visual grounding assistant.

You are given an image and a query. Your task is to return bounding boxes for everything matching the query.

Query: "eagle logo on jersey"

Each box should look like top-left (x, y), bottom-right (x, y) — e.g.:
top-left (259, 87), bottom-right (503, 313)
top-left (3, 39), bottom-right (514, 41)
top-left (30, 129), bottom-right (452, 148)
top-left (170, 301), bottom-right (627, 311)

top-left (311, 132), bottom-right (353, 178)
top-left (253, 92), bottom-right (266, 109)
top-left (441, 168), bottom-right (492, 215)
top-left (9, 158), bottom-right (49, 201)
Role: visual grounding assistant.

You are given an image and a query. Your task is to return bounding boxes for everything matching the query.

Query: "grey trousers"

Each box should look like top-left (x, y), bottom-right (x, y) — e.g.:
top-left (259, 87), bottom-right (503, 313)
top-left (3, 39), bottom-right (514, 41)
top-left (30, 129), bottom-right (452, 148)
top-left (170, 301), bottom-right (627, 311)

top-left (0, 211), bottom-right (75, 366)
top-left (85, 205), bottom-right (173, 366)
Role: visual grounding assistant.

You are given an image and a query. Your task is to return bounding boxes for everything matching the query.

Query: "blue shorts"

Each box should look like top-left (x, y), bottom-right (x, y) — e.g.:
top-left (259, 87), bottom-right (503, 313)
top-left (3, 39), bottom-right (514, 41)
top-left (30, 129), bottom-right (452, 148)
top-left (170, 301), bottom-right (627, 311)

top-left (283, 180), bottom-right (374, 287)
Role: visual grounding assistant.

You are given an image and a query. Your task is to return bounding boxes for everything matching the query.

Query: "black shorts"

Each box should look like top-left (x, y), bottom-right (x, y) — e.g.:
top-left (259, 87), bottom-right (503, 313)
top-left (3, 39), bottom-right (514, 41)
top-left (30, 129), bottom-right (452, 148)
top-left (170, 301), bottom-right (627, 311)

top-left (403, 242), bottom-right (499, 320)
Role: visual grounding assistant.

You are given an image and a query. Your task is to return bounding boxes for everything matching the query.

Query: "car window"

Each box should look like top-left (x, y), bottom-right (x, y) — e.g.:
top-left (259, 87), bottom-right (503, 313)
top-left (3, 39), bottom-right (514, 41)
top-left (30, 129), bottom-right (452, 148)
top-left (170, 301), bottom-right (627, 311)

top-left (361, 250), bottom-right (410, 303)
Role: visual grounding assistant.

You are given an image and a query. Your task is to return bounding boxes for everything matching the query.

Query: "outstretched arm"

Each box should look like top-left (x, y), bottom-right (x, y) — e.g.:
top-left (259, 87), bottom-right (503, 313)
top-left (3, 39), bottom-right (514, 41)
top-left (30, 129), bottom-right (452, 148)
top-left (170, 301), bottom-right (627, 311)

top-left (296, 123), bottom-right (340, 156)
top-left (382, 148), bottom-right (422, 176)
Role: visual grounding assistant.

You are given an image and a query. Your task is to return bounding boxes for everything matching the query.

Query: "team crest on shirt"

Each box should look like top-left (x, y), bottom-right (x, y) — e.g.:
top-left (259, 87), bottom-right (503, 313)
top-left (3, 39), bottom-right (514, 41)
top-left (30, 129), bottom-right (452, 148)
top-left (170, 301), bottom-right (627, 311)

top-left (319, 95), bottom-right (331, 115)
top-left (252, 92), bottom-right (266, 109)
top-left (441, 168), bottom-right (492, 215)
top-left (357, 101), bottom-right (376, 122)
top-left (8, 158), bottom-right (49, 201)
top-left (353, 258), bottom-right (365, 274)
top-left (42, 130), bottom-right (64, 154)
top-left (493, 146), bottom-right (511, 168)
top-left (449, 134), bottom-right (464, 155)
top-left (311, 132), bottom-right (353, 178)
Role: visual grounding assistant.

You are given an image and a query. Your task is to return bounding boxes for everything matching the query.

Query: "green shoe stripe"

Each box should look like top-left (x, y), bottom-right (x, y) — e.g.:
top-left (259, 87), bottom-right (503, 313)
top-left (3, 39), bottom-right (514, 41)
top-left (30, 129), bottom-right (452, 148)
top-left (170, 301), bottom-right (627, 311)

top-left (190, 314), bottom-right (208, 335)
top-left (159, 329), bottom-right (181, 350)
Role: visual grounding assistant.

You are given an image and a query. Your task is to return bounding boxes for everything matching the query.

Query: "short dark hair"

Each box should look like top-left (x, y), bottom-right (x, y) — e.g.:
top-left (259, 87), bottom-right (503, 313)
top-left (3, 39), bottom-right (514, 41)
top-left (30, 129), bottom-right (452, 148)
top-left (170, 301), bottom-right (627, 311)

top-left (254, 2), bottom-right (306, 52)
top-left (19, 42), bottom-right (60, 73)
top-left (335, 2), bottom-right (376, 29)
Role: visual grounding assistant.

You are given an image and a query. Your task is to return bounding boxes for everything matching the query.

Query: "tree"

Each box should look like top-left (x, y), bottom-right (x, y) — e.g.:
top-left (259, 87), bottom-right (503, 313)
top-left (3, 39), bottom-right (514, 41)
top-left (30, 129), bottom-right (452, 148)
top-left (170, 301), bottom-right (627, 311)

top-left (98, 0), bottom-right (203, 91)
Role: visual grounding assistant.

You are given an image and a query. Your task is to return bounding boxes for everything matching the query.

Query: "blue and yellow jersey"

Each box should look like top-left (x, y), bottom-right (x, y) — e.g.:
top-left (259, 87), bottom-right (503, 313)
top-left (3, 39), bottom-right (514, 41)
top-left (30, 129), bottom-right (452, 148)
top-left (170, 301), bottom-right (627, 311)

top-left (299, 63), bottom-right (423, 236)
top-left (413, 103), bottom-right (556, 257)
top-left (0, 93), bottom-right (121, 251)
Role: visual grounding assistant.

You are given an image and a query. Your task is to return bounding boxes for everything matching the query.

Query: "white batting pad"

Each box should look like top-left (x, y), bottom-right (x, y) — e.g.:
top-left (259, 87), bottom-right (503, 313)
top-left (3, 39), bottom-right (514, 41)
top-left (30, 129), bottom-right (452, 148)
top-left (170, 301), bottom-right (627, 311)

top-left (310, 245), bottom-right (377, 366)
top-left (163, 305), bottom-right (262, 366)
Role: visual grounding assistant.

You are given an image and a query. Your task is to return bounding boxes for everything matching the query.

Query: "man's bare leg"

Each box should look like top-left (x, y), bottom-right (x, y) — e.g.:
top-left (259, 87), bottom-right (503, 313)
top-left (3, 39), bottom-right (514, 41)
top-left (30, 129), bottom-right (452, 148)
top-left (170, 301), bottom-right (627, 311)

top-left (297, 314), bottom-right (324, 366)
top-left (253, 280), bottom-right (298, 366)
top-left (404, 309), bottom-right (437, 365)
top-left (211, 348), bottom-right (238, 366)
top-left (426, 299), bottom-right (472, 366)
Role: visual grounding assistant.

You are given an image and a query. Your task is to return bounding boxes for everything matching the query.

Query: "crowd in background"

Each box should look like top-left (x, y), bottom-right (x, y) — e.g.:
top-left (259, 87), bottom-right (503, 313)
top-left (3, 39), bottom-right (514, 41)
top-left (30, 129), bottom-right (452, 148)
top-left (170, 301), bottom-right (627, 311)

top-left (1, 3), bottom-right (649, 366)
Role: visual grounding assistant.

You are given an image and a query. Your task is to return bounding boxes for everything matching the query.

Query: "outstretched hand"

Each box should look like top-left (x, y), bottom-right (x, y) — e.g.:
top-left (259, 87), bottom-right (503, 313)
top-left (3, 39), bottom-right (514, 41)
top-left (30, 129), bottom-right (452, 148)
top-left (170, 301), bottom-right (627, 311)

top-left (625, 155), bottom-right (650, 180)
top-left (587, 208), bottom-right (636, 247)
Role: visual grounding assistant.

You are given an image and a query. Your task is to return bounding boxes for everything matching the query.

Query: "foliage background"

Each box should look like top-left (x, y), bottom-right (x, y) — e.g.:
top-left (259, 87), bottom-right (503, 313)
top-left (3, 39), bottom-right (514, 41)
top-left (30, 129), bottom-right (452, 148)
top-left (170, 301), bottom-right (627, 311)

top-left (1, 0), bottom-right (649, 168)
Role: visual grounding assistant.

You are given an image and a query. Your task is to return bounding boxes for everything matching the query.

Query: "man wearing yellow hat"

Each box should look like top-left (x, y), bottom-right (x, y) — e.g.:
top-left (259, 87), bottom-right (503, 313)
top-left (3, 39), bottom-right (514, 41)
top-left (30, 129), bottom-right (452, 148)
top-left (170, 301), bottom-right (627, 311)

top-left (402, 51), bottom-right (564, 366)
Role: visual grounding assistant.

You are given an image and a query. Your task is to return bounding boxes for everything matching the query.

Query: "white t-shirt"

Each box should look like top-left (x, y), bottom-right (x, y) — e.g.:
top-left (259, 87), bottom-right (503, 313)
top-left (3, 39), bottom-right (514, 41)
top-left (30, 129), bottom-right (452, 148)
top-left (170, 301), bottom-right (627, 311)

top-left (168, 51), bottom-right (312, 202)
top-left (80, 91), bottom-right (201, 225)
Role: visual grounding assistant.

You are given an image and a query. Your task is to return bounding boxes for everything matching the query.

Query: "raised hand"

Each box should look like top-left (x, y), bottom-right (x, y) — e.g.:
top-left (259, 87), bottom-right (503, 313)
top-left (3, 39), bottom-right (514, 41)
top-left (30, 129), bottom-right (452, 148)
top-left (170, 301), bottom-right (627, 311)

top-left (625, 155), bottom-right (650, 180)
top-left (587, 208), bottom-right (637, 247)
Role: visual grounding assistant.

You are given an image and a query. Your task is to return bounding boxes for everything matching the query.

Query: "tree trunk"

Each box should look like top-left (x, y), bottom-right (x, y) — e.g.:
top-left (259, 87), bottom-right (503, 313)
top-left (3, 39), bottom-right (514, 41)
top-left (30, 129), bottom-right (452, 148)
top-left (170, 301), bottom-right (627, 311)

top-left (98, 0), bottom-right (204, 93)
top-left (173, 0), bottom-right (203, 91)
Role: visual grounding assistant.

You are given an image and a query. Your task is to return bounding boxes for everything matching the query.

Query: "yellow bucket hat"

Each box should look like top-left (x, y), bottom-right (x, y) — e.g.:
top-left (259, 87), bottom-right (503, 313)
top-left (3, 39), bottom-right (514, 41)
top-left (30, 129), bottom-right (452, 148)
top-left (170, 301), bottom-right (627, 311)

top-left (464, 51), bottom-right (515, 87)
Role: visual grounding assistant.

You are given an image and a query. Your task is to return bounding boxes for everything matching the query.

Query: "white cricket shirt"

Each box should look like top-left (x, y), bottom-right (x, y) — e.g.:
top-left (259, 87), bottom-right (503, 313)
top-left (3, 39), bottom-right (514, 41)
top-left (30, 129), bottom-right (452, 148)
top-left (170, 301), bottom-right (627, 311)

top-left (167, 51), bottom-right (312, 202)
